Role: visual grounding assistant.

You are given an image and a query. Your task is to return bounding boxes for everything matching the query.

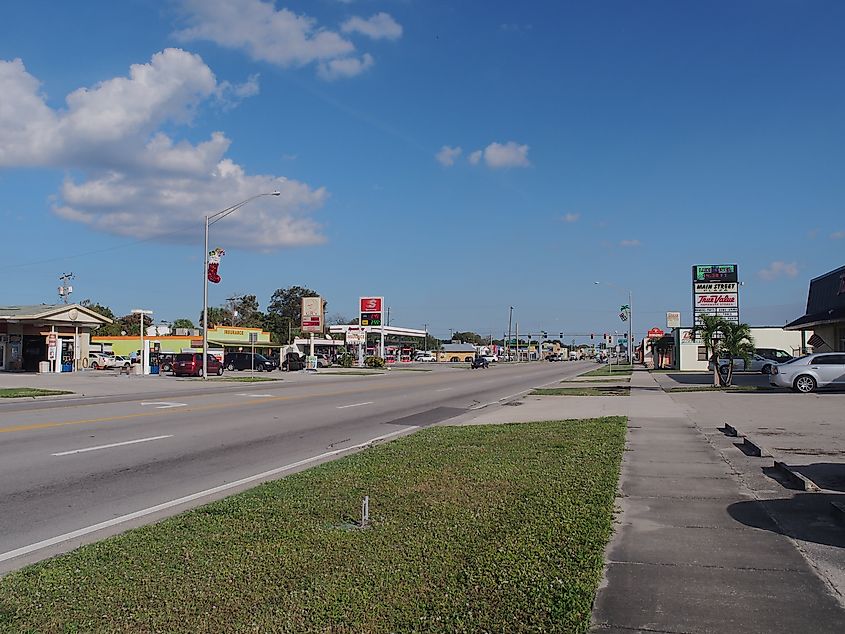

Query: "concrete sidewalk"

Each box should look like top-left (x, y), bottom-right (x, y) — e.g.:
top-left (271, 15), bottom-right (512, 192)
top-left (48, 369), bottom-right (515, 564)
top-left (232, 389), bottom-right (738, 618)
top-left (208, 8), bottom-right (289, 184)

top-left (592, 370), bottom-right (844, 633)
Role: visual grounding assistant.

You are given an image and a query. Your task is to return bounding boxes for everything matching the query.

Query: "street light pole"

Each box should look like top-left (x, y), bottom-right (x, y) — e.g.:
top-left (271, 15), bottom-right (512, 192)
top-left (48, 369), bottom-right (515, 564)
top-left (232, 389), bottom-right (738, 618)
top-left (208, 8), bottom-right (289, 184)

top-left (202, 191), bottom-right (281, 379)
top-left (594, 281), bottom-right (634, 365)
top-left (507, 306), bottom-right (513, 361)
top-left (131, 308), bottom-right (152, 374)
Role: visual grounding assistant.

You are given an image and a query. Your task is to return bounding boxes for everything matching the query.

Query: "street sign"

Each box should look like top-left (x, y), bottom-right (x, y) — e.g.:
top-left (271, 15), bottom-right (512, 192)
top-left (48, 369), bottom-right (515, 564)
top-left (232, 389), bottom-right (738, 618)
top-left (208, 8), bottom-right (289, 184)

top-left (359, 296), bottom-right (384, 327)
top-left (248, 332), bottom-right (258, 343)
top-left (666, 312), bottom-right (681, 328)
top-left (346, 327), bottom-right (366, 345)
top-left (47, 333), bottom-right (57, 346)
top-left (301, 297), bottom-right (324, 334)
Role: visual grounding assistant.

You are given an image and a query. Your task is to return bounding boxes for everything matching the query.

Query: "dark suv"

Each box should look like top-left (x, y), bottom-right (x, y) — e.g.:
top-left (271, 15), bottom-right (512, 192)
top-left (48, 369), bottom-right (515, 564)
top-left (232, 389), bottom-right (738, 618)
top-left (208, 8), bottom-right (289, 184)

top-left (755, 348), bottom-right (794, 365)
top-left (225, 352), bottom-right (275, 372)
top-left (172, 353), bottom-right (223, 377)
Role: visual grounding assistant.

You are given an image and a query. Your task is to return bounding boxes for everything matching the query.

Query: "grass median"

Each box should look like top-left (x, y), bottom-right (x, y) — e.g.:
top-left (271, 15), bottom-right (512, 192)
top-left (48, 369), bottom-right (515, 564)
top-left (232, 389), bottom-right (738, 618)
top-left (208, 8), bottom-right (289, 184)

top-left (0, 417), bottom-right (626, 633)
top-left (0, 388), bottom-right (73, 398)
top-left (582, 364), bottom-right (633, 377)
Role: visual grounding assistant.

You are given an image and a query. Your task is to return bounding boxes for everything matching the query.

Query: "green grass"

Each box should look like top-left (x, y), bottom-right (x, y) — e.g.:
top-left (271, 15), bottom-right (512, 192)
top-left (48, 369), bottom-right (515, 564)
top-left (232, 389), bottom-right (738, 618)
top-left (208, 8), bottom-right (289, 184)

top-left (219, 376), bottom-right (282, 383)
top-left (531, 387), bottom-right (630, 397)
top-left (563, 377), bottom-right (630, 384)
top-left (0, 418), bottom-right (626, 633)
top-left (582, 364), bottom-right (633, 377)
top-left (0, 388), bottom-right (73, 398)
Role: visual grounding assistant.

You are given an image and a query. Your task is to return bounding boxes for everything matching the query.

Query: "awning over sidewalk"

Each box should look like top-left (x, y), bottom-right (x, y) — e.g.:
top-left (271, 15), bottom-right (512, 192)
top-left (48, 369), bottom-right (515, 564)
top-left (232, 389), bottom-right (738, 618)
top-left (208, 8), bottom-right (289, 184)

top-left (784, 306), bottom-right (845, 330)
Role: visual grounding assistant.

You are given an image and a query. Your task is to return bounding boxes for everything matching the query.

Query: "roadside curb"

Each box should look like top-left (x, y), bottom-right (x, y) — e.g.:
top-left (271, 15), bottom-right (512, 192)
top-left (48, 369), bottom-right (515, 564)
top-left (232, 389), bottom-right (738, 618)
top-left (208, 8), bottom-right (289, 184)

top-left (721, 422), bottom-right (770, 457)
top-left (773, 461), bottom-right (822, 492)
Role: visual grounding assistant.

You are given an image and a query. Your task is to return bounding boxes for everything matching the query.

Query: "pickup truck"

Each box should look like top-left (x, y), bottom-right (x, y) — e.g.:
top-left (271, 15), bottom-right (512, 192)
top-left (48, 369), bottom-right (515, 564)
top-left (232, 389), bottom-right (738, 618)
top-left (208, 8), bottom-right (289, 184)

top-left (88, 353), bottom-right (130, 370)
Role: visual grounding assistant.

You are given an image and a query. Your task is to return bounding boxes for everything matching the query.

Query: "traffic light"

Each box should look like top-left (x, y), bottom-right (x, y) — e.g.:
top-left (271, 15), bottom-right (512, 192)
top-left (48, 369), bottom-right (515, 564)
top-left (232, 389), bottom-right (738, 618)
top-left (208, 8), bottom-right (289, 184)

top-left (559, 333), bottom-right (563, 339)
top-left (590, 333), bottom-right (594, 340)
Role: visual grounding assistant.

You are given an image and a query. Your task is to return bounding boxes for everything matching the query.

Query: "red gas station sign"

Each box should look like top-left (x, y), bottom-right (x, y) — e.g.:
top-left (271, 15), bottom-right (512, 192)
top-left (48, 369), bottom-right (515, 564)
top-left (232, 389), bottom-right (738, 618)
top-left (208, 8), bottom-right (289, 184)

top-left (359, 296), bottom-right (384, 327)
top-left (647, 328), bottom-right (665, 339)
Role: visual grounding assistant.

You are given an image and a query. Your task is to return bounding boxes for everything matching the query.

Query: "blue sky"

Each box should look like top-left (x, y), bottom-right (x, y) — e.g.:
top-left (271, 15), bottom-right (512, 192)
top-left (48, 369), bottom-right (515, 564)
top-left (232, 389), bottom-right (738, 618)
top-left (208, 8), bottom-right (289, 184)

top-left (1, 0), bottom-right (844, 341)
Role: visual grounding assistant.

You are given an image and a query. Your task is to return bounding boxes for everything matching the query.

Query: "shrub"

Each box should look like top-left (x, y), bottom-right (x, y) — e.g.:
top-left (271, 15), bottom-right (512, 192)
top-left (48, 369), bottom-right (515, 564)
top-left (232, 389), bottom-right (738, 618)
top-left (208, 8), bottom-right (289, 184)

top-left (364, 355), bottom-right (385, 368)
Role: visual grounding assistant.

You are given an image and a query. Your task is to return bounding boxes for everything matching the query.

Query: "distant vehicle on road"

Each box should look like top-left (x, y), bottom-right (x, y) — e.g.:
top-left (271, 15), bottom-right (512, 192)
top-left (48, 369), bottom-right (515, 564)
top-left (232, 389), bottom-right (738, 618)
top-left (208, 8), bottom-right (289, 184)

top-left (470, 355), bottom-right (490, 369)
top-left (172, 353), bottom-right (223, 377)
top-left (316, 354), bottom-right (332, 368)
top-left (225, 352), bottom-right (274, 372)
top-left (769, 353), bottom-right (845, 393)
top-left (547, 354), bottom-right (561, 362)
top-left (569, 351), bottom-right (580, 361)
top-left (481, 354), bottom-right (498, 363)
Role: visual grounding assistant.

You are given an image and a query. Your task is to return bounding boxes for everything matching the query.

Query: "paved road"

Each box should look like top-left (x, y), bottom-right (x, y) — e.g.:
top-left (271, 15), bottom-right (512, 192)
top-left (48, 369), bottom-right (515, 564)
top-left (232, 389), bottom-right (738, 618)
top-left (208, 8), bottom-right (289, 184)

top-left (0, 361), bottom-right (593, 573)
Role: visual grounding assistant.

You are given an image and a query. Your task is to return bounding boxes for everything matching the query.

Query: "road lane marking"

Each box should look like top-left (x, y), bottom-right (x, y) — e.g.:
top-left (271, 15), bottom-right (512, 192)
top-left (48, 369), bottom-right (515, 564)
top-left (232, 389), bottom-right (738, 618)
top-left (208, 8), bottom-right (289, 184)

top-left (435, 388), bottom-right (452, 392)
top-left (140, 402), bottom-right (187, 409)
top-left (0, 427), bottom-right (418, 564)
top-left (336, 401), bottom-right (374, 409)
top-left (52, 435), bottom-right (173, 456)
top-left (238, 394), bottom-right (274, 398)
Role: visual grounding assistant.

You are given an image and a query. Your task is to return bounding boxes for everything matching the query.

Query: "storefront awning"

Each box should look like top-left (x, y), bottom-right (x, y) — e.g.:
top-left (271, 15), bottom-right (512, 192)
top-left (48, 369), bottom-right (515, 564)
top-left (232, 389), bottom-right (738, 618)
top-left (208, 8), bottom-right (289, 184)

top-left (208, 340), bottom-right (286, 348)
top-left (784, 306), bottom-right (845, 330)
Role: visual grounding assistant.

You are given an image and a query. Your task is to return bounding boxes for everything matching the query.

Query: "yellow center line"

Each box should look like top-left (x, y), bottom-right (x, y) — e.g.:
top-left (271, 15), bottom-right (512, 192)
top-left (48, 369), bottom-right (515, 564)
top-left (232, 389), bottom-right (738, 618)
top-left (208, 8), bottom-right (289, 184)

top-left (0, 375), bottom-right (455, 434)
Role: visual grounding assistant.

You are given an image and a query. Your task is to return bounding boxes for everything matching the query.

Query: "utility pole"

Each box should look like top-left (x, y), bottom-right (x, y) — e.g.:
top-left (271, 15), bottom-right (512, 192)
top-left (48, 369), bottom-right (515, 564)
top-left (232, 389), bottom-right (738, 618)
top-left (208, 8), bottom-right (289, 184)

top-left (58, 273), bottom-right (74, 304)
top-left (507, 306), bottom-right (513, 361)
top-left (424, 324), bottom-right (428, 353)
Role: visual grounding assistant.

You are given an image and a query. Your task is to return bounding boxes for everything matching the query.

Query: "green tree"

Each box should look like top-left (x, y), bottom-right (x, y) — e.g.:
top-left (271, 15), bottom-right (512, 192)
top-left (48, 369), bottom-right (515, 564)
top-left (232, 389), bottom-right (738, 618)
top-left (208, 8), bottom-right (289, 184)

top-left (230, 294), bottom-right (263, 328)
top-left (692, 314), bottom-right (727, 386)
top-left (115, 313), bottom-right (153, 336)
top-left (172, 318), bottom-right (195, 330)
top-left (719, 322), bottom-right (755, 387)
top-left (81, 300), bottom-right (122, 336)
top-left (199, 306), bottom-right (233, 328)
top-left (268, 286), bottom-right (322, 328)
top-left (452, 331), bottom-right (485, 346)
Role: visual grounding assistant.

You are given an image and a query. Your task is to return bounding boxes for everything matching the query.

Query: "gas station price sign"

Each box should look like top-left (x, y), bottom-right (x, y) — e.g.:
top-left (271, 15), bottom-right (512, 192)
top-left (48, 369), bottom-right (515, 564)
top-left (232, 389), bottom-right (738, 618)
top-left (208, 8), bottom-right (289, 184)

top-left (692, 264), bottom-right (738, 283)
top-left (359, 296), bottom-right (383, 327)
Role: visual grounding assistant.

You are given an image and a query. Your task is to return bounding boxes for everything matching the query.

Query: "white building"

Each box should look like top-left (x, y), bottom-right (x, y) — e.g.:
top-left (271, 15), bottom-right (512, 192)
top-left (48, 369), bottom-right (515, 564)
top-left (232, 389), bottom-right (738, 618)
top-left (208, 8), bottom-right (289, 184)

top-left (673, 326), bottom-right (808, 372)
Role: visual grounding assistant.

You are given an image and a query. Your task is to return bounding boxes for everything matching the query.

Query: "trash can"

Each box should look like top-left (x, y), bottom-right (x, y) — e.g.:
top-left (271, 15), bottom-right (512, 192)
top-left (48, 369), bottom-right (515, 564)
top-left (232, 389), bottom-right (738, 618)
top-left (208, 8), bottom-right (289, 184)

top-left (38, 361), bottom-right (50, 374)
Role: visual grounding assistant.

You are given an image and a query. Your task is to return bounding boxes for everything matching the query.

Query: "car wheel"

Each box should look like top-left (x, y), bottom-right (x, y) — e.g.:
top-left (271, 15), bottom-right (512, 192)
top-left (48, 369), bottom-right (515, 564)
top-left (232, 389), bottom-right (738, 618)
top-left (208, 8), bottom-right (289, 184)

top-left (91, 362), bottom-right (99, 370)
top-left (761, 364), bottom-right (772, 375)
top-left (793, 375), bottom-right (816, 393)
top-left (217, 367), bottom-right (224, 376)
top-left (197, 368), bottom-right (204, 377)
top-left (227, 363), bottom-right (235, 371)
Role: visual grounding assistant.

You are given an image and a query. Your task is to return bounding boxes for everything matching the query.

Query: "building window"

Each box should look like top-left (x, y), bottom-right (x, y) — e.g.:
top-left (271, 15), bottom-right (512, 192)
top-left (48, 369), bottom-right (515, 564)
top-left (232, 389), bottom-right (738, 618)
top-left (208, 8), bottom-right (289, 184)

top-left (697, 346), bottom-right (708, 361)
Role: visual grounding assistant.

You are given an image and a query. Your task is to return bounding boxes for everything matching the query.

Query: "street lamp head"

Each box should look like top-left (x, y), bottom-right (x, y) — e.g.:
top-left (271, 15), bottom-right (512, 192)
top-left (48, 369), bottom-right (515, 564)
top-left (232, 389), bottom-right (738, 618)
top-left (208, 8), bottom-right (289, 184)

top-left (271, 191), bottom-right (281, 196)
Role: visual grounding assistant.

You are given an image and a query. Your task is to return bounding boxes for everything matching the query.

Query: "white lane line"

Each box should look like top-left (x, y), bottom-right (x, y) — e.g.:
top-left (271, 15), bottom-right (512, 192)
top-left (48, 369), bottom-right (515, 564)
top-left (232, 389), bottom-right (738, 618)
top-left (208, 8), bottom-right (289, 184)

top-left (0, 427), bottom-right (418, 564)
top-left (435, 388), bottom-right (452, 392)
top-left (140, 402), bottom-right (187, 409)
top-left (52, 435), bottom-right (173, 456)
top-left (336, 401), bottom-right (374, 409)
top-left (238, 394), bottom-right (273, 398)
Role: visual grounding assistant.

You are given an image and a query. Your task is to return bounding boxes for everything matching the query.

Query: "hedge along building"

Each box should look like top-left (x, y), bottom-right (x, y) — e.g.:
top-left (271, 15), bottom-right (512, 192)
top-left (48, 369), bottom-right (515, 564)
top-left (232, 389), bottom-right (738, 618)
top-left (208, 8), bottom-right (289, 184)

top-left (785, 264), bottom-right (845, 352)
top-left (0, 304), bottom-right (112, 373)
top-left (92, 325), bottom-right (280, 359)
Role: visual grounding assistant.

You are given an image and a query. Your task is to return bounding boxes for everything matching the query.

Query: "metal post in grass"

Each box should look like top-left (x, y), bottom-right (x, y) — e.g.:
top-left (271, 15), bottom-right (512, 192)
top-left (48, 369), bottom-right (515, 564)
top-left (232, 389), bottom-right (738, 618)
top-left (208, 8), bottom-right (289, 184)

top-left (361, 495), bottom-right (369, 526)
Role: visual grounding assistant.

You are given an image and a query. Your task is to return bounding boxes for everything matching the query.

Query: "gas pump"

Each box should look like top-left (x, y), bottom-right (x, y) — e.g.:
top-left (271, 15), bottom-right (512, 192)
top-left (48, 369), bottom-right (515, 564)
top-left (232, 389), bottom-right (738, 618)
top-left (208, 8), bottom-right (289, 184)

top-left (149, 342), bottom-right (161, 375)
top-left (60, 339), bottom-right (74, 373)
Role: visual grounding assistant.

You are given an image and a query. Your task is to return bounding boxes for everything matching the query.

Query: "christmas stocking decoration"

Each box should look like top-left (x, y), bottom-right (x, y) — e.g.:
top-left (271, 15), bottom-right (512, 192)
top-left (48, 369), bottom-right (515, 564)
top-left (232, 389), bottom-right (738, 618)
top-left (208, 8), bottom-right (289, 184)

top-left (207, 247), bottom-right (225, 284)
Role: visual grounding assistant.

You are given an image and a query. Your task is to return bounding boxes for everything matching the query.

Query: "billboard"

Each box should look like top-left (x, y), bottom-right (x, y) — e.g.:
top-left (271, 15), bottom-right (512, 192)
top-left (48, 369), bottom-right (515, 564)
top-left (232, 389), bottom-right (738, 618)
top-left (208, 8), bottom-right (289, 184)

top-left (301, 296), bottom-right (324, 333)
top-left (693, 264), bottom-right (739, 325)
top-left (359, 296), bottom-right (384, 327)
top-left (666, 312), bottom-right (681, 328)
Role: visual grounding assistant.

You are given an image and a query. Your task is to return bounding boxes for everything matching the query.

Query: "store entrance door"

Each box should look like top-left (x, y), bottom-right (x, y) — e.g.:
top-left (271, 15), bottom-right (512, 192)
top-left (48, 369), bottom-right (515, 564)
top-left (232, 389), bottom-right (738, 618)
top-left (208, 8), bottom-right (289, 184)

top-left (22, 335), bottom-right (46, 372)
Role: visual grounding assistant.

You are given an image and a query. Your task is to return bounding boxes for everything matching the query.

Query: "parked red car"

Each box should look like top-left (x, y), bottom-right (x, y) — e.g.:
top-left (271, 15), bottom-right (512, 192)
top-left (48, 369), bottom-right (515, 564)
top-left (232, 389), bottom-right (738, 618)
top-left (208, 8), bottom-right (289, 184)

top-left (171, 353), bottom-right (224, 377)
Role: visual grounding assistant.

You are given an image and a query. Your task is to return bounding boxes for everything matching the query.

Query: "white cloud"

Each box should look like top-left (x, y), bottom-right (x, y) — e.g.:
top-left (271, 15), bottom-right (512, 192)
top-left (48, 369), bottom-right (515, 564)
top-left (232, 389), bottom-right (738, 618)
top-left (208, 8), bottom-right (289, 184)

top-left (175, 0), bottom-right (378, 79)
top-left (342, 13), bottom-right (403, 40)
top-left (0, 51), bottom-right (327, 249)
top-left (318, 53), bottom-right (374, 80)
top-left (435, 145), bottom-right (462, 167)
top-left (562, 213), bottom-right (579, 223)
top-left (758, 261), bottom-right (798, 281)
top-left (619, 239), bottom-right (641, 247)
top-left (470, 141), bottom-right (530, 169)
top-left (831, 231), bottom-right (845, 240)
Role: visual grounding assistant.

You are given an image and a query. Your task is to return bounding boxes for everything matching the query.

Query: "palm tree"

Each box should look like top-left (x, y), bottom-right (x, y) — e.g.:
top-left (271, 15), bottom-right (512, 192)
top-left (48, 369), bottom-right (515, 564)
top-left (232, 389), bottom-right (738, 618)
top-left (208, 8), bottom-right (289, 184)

top-left (692, 314), bottom-right (726, 386)
top-left (719, 322), bottom-right (755, 387)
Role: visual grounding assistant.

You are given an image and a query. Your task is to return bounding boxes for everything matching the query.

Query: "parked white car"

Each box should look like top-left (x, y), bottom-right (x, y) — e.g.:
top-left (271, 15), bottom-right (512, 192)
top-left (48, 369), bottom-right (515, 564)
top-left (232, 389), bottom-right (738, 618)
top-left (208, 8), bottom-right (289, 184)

top-left (481, 355), bottom-right (498, 363)
top-left (712, 353), bottom-right (776, 374)
top-left (415, 353), bottom-right (436, 363)
top-left (88, 353), bottom-right (129, 370)
top-left (769, 353), bottom-right (845, 393)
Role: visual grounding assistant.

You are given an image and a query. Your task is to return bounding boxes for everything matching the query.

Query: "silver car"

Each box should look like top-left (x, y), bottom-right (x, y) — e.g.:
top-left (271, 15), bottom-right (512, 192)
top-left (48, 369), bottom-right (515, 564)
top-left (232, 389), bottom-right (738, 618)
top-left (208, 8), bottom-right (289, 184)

top-left (769, 353), bottom-right (845, 393)
top-left (711, 353), bottom-right (776, 375)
